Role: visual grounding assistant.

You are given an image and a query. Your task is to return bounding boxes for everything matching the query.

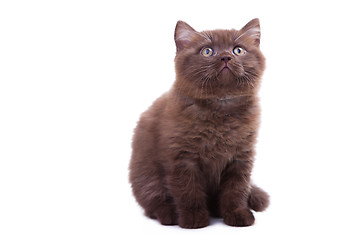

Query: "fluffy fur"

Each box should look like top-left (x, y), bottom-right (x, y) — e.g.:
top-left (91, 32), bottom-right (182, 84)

top-left (129, 19), bottom-right (269, 228)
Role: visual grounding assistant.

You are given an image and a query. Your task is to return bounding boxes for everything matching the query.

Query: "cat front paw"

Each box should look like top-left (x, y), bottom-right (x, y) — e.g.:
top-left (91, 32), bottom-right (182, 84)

top-left (223, 208), bottom-right (255, 227)
top-left (178, 208), bottom-right (210, 229)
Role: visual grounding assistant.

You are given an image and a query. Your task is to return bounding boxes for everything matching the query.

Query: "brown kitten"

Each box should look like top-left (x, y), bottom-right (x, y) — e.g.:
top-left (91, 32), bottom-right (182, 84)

top-left (129, 19), bottom-right (269, 229)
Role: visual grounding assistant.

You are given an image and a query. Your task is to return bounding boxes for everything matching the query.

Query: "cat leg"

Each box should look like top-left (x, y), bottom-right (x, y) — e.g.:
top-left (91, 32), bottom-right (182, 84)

top-left (147, 195), bottom-right (178, 226)
top-left (219, 160), bottom-right (255, 227)
top-left (141, 182), bottom-right (178, 225)
top-left (170, 158), bottom-right (209, 229)
top-left (131, 167), bottom-right (177, 225)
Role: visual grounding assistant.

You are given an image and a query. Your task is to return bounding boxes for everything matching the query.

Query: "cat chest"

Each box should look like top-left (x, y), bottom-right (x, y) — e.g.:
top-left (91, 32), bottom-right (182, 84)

top-left (174, 118), bottom-right (252, 162)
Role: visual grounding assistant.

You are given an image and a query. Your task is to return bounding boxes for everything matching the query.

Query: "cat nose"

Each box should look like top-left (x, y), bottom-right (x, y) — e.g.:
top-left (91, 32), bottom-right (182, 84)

top-left (221, 56), bottom-right (232, 63)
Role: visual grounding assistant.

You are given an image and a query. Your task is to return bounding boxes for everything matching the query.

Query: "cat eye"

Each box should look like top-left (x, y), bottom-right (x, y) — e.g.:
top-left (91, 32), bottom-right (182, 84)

top-left (233, 46), bottom-right (246, 56)
top-left (201, 47), bottom-right (214, 57)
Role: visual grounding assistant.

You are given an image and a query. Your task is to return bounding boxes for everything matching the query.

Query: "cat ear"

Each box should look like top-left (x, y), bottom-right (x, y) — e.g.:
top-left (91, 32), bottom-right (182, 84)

top-left (238, 18), bottom-right (261, 47)
top-left (174, 21), bottom-right (197, 52)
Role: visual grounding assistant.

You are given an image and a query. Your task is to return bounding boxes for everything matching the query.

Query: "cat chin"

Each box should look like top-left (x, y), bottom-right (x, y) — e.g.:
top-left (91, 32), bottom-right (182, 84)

top-left (215, 73), bottom-right (240, 86)
top-left (219, 71), bottom-right (235, 79)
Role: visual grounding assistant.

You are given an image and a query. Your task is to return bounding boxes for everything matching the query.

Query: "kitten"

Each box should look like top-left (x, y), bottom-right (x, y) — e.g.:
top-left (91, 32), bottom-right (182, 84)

top-left (129, 19), bottom-right (269, 229)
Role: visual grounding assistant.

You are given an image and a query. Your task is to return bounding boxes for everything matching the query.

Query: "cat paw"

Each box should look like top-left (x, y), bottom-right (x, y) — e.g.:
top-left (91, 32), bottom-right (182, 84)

top-left (153, 204), bottom-right (178, 225)
top-left (178, 209), bottom-right (210, 229)
top-left (223, 208), bottom-right (255, 227)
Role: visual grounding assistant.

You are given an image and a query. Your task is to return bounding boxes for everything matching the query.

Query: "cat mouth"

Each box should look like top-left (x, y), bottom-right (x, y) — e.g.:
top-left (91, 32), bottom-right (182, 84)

top-left (220, 66), bottom-right (233, 74)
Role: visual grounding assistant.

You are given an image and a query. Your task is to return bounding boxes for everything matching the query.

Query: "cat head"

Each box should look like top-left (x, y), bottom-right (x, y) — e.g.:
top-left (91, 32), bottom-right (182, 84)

top-left (174, 19), bottom-right (265, 100)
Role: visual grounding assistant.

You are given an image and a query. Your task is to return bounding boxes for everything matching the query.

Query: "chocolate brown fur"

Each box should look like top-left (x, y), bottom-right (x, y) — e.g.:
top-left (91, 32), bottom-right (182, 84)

top-left (129, 19), bottom-right (269, 228)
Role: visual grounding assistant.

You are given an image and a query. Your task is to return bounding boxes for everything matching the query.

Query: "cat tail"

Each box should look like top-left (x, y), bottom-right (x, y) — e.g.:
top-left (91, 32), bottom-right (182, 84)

top-left (248, 184), bottom-right (270, 212)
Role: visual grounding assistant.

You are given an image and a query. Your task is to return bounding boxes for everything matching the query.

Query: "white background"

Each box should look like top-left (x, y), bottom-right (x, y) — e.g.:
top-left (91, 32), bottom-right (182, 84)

top-left (1, 0), bottom-right (360, 239)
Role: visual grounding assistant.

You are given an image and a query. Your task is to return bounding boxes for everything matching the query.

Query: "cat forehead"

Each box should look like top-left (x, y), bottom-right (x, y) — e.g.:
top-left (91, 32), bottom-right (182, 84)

top-left (196, 29), bottom-right (255, 47)
top-left (199, 30), bottom-right (240, 45)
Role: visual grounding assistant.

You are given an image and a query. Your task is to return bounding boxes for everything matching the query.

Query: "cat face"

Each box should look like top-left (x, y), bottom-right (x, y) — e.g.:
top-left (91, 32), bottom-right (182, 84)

top-left (174, 19), bottom-right (265, 100)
